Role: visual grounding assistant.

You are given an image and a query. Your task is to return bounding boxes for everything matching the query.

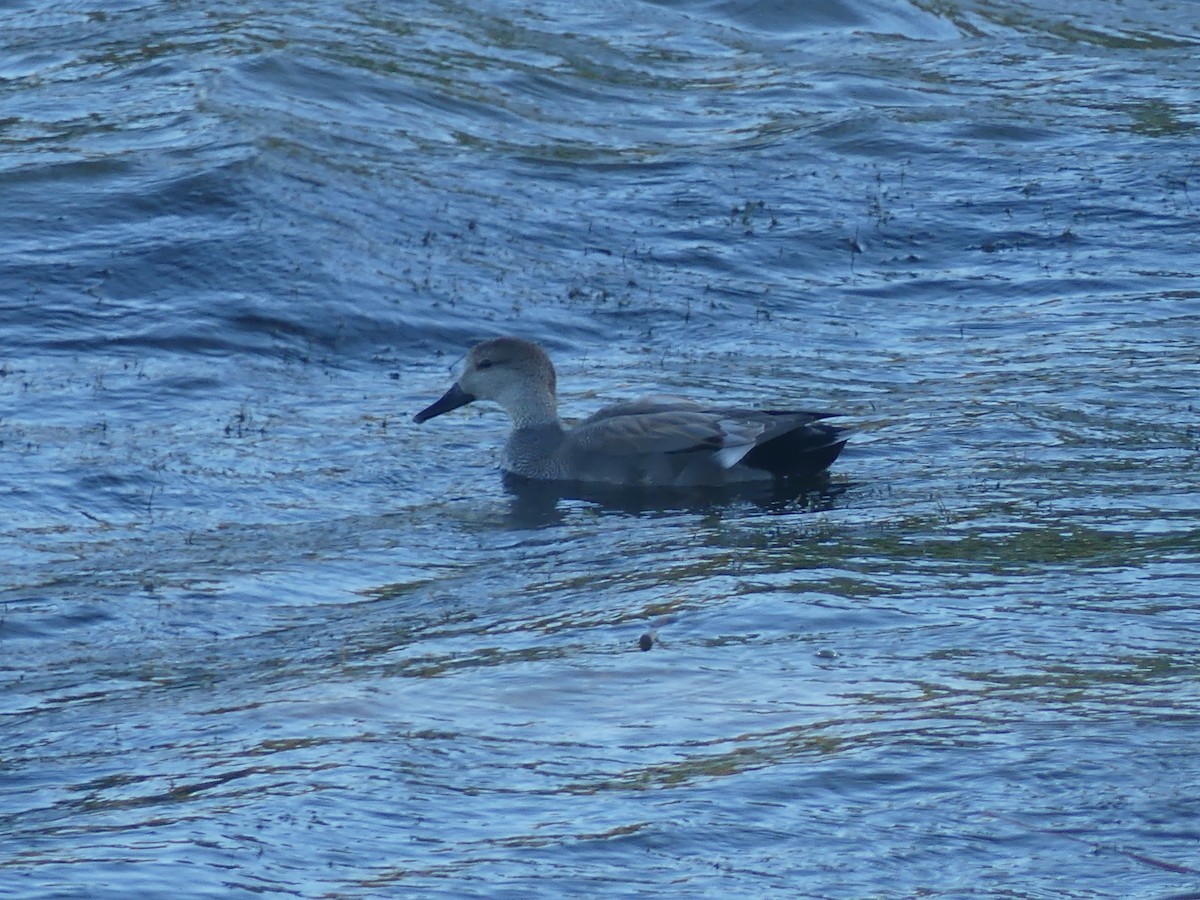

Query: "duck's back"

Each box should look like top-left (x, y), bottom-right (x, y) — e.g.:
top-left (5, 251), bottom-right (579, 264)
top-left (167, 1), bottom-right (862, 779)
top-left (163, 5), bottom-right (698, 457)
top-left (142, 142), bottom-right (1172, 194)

top-left (546, 396), bottom-right (845, 486)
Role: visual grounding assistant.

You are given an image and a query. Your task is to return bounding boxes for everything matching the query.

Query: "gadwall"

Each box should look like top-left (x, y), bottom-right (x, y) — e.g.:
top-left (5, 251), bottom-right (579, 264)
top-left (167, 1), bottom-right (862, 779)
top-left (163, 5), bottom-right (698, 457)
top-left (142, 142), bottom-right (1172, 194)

top-left (413, 337), bottom-right (846, 486)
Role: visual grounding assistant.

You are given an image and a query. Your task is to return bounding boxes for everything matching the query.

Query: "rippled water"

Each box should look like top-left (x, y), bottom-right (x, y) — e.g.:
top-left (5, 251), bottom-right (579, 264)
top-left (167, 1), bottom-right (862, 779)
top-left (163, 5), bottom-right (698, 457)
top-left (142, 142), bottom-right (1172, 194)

top-left (3, 0), bottom-right (1199, 897)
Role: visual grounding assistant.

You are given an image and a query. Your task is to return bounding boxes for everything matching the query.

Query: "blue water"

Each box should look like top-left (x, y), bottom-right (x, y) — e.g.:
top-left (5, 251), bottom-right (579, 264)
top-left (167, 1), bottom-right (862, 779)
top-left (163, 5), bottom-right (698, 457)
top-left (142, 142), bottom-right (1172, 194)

top-left (3, 0), bottom-right (1199, 897)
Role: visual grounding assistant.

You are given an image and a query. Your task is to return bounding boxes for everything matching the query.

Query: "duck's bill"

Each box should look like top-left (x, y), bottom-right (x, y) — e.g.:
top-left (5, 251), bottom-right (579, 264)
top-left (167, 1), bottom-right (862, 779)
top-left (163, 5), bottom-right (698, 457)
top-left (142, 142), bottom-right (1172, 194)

top-left (413, 382), bottom-right (476, 423)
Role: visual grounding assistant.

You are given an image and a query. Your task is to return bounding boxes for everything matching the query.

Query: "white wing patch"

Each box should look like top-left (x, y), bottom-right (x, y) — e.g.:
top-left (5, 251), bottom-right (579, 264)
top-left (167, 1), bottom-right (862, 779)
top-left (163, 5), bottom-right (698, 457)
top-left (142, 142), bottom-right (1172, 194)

top-left (713, 417), bottom-right (767, 468)
top-left (715, 443), bottom-right (754, 468)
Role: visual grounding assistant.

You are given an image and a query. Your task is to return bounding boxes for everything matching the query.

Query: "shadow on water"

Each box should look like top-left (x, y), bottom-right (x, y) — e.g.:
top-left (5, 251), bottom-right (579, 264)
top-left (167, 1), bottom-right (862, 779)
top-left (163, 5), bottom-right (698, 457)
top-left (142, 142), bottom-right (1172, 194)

top-left (500, 471), bottom-right (854, 527)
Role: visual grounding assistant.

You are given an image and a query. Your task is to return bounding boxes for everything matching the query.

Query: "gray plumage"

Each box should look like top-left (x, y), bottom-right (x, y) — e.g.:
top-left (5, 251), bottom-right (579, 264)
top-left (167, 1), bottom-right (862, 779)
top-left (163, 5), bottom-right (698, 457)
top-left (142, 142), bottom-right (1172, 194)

top-left (413, 337), bottom-right (845, 487)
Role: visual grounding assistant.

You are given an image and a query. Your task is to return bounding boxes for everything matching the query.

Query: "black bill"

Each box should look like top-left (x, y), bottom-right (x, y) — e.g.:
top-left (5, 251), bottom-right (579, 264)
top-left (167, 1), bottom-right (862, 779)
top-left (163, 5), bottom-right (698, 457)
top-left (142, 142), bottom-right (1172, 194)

top-left (413, 382), bottom-right (476, 423)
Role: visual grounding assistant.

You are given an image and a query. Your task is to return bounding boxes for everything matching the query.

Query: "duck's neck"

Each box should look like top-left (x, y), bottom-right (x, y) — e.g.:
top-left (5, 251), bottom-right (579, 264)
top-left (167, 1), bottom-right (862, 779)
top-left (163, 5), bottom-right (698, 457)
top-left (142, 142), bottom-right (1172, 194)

top-left (504, 388), bottom-right (561, 430)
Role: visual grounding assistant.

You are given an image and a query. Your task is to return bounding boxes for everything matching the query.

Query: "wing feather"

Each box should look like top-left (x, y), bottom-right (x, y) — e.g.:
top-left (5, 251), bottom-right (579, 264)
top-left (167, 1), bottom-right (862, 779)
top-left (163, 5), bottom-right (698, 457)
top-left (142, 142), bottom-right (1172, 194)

top-left (570, 396), bottom-right (837, 469)
top-left (569, 410), bottom-right (728, 456)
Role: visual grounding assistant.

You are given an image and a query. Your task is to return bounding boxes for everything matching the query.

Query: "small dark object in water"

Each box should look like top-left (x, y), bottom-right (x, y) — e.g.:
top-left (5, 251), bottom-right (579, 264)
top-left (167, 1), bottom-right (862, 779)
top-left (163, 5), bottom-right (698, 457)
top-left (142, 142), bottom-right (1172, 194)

top-left (638, 632), bottom-right (654, 651)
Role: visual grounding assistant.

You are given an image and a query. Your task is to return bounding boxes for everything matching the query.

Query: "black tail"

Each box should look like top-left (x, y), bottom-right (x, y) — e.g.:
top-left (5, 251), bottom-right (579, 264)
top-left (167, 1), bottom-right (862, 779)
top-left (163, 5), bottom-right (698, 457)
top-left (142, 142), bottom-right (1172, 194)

top-left (743, 422), bottom-right (846, 478)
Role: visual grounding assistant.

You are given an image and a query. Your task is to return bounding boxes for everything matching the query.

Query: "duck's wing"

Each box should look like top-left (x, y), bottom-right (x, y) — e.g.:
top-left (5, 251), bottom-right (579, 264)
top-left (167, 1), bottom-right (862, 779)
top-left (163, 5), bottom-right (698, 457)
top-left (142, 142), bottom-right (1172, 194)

top-left (568, 409), bottom-right (722, 456)
top-left (583, 397), bottom-right (837, 426)
top-left (571, 400), bottom-right (826, 469)
top-left (578, 395), bottom-right (704, 425)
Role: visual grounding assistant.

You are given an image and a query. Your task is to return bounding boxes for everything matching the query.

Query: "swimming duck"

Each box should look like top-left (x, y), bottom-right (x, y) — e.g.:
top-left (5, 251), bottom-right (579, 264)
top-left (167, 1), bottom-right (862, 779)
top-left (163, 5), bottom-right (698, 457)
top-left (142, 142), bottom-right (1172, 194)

top-left (413, 337), bottom-right (845, 486)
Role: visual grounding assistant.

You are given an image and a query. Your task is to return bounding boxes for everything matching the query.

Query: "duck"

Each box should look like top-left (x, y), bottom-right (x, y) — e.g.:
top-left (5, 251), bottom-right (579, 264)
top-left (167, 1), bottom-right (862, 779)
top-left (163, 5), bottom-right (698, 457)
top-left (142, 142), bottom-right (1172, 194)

top-left (413, 337), bottom-right (846, 486)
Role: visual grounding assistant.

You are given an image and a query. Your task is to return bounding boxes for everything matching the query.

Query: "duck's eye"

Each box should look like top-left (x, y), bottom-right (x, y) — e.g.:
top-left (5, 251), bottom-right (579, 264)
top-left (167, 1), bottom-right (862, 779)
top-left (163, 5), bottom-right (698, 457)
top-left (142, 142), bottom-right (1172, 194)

top-left (477, 358), bottom-right (495, 370)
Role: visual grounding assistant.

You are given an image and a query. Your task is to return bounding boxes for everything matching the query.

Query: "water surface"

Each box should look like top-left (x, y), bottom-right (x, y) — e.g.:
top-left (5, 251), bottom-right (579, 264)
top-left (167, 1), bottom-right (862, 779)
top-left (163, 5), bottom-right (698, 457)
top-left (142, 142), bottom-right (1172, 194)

top-left (2, 0), bottom-right (1199, 897)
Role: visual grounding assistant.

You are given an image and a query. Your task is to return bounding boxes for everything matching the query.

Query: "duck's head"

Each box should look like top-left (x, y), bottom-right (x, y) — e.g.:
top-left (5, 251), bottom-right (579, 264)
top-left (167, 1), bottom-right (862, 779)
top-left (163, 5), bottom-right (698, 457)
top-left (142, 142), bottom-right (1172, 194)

top-left (413, 337), bottom-right (558, 426)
